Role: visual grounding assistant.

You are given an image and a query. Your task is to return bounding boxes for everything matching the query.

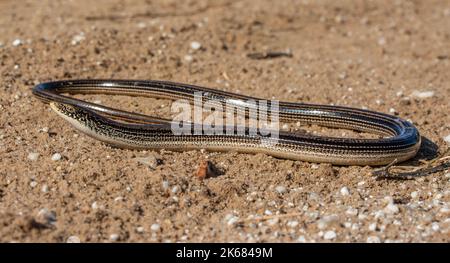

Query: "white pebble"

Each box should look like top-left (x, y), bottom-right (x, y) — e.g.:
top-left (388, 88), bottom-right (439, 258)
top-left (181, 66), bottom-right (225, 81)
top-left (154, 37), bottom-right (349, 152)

top-left (287, 220), bottom-right (299, 228)
top-left (184, 54), bottom-right (193, 62)
top-left (27, 152), bottom-right (39, 161)
top-left (136, 226), bottom-right (145, 233)
top-left (66, 236), bottom-right (81, 243)
top-left (51, 153), bottom-right (62, 161)
top-left (377, 37), bottom-right (386, 46)
top-left (41, 184), bottom-right (49, 193)
top-left (412, 90), bottom-right (435, 99)
top-left (367, 236), bottom-right (381, 243)
top-left (91, 201), bottom-right (98, 210)
top-left (109, 234), bottom-right (119, 241)
top-left (340, 186), bottom-right (350, 196)
top-left (297, 236), bottom-right (306, 243)
top-left (30, 181), bottom-right (37, 188)
top-left (71, 32), bottom-right (85, 45)
top-left (384, 203), bottom-right (399, 214)
top-left (389, 108), bottom-right (397, 114)
top-left (150, 223), bottom-right (161, 231)
top-left (368, 222), bottom-right (377, 231)
top-left (12, 39), bottom-right (22, 46)
top-left (410, 191), bottom-right (419, 199)
top-left (134, 154), bottom-right (159, 169)
top-left (275, 185), bottom-right (287, 194)
top-left (162, 180), bottom-right (169, 190)
top-left (431, 222), bottom-right (440, 231)
top-left (346, 207), bottom-right (358, 216)
top-left (137, 22), bottom-right (146, 28)
top-left (311, 164), bottom-right (319, 169)
top-left (264, 210), bottom-right (273, 215)
top-left (443, 134), bottom-right (450, 144)
top-left (227, 216), bottom-right (239, 226)
top-left (323, 231), bottom-right (336, 240)
top-left (190, 41), bottom-right (201, 50)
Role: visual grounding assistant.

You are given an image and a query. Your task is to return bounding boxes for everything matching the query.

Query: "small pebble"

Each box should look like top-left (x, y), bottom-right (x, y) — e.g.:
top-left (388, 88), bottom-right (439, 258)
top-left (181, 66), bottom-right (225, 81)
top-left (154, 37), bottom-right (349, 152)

top-left (287, 220), bottom-right (299, 228)
top-left (41, 184), bottom-right (49, 193)
top-left (51, 153), bottom-right (62, 161)
top-left (136, 226), bottom-right (145, 233)
top-left (411, 191), bottom-right (419, 199)
top-left (317, 215), bottom-right (339, 229)
top-left (227, 216), bottom-right (239, 226)
top-left (368, 222), bottom-right (377, 231)
top-left (297, 236), bottom-right (306, 243)
top-left (412, 90), bottom-right (435, 99)
top-left (184, 55), bottom-right (193, 62)
top-left (27, 152), bottom-right (39, 161)
top-left (311, 164), bottom-right (319, 169)
top-left (66, 236), bottom-right (81, 243)
top-left (443, 134), bottom-right (450, 144)
top-left (384, 203), bottom-right (399, 214)
top-left (346, 207), bottom-right (358, 216)
top-left (150, 223), bottom-right (161, 232)
top-left (30, 181), bottom-right (37, 188)
top-left (37, 208), bottom-right (57, 224)
top-left (367, 236), bottom-right (381, 243)
top-left (71, 32), bottom-right (85, 45)
top-left (190, 41), bottom-right (201, 50)
top-left (12, 39), bottom-right (22, 46)
top-left (134, 154), bottom-right (159, 169)
top-left (323, 231), bottom-right (336, 240)
top-left (109, 234), bottom-right (119, 241)
top-left (162, 180), bottom-right (169, 190)
top-left (377, 37), bottom-right (386, 46)
top-left (431, 223), bottom-right (440, 232)
top-left (275, 185), bottom-right (287, 194)
top-left (340, 186), bottom-right (350, 196)
top-left (91, 201), bottom-right (98, 210)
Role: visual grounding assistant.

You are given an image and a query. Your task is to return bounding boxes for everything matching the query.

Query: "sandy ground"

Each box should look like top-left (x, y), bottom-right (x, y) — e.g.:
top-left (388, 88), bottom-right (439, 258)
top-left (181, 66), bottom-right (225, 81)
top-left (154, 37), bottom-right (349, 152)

top-left (0, 0), bottom-right (449, 243)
